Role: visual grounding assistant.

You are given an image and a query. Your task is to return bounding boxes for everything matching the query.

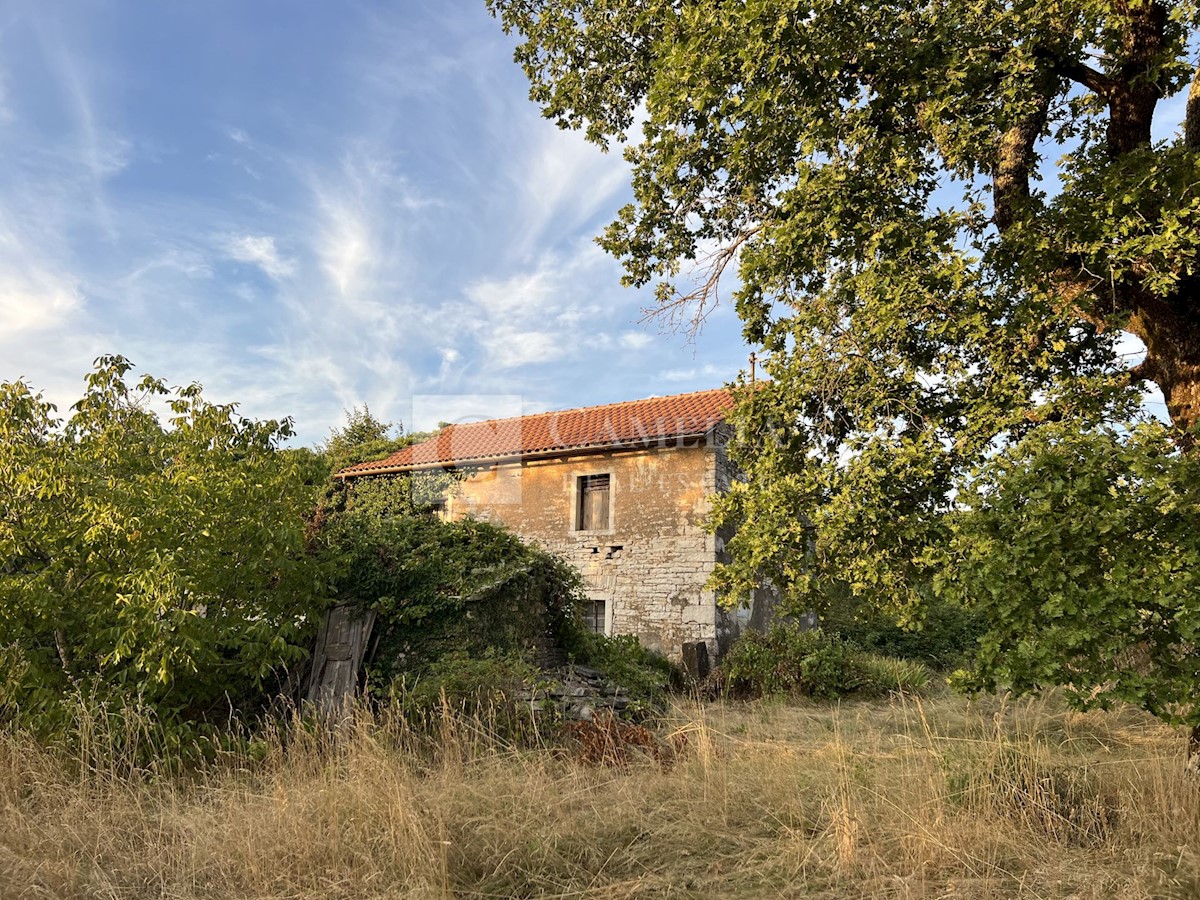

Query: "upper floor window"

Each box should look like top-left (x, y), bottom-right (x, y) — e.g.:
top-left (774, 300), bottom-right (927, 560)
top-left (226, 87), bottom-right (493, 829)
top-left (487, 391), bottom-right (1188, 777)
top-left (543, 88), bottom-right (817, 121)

top-left (576, 473), bottom-right (610, 531)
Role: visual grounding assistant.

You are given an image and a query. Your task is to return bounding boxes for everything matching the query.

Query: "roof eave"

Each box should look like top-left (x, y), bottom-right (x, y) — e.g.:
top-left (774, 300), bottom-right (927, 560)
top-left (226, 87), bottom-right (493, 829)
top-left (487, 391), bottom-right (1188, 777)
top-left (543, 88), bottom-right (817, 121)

top-left (334, 428), bottom-right (719, 479)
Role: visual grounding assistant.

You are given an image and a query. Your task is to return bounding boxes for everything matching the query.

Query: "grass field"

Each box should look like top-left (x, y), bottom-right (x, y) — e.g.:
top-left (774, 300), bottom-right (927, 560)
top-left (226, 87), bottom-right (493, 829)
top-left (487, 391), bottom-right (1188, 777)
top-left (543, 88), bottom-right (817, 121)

top-left (2, 691), bottom-right (1199, 899)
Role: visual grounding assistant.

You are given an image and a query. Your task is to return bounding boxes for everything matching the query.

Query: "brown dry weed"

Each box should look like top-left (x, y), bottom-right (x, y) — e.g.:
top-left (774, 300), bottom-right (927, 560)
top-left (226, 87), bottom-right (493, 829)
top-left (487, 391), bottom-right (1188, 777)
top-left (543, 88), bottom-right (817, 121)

top-left (1, 691), bottom-right (1199, 899)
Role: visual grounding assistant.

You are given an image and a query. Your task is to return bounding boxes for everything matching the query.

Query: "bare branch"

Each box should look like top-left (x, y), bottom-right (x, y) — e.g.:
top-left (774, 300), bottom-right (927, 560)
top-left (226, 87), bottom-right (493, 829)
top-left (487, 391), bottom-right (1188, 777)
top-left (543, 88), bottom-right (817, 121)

top-left (643, 225), bottom-right (763, 336)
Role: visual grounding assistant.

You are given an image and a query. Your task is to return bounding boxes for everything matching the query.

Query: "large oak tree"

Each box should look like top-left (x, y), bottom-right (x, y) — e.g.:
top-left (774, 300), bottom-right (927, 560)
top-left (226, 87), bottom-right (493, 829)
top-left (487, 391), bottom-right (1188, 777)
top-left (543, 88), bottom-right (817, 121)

top-left (490, 1), bottom-right (1200, 732)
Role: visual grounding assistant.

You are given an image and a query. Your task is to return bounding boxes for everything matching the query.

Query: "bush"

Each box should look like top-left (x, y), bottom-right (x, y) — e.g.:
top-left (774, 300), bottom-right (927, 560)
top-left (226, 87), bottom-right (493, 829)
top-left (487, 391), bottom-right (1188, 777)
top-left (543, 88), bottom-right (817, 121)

top-left (820, 584), bottom-right (985, 670)
top-left (383, 650), bottom-right (550, 741)
top-left (721, 624), bottom-right (934, 700)
top-left (723, 625), bottom-right (869, 699)
top-left (319, 512), bottom-right (585, 687)
top-left (859, 655), bottom-right (934, 695)
top-left (566, 632), bottom-right (681, 709)
top-left (391, 651), bottom-right (540, 712)
top-left (0, 358), bottom-right (325, 739)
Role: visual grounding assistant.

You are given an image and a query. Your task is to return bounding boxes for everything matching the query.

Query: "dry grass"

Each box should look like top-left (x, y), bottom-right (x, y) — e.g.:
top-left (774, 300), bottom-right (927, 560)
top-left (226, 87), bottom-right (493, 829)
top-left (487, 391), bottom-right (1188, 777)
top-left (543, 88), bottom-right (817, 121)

top-left (2, 692), bottom-right (1200, 899)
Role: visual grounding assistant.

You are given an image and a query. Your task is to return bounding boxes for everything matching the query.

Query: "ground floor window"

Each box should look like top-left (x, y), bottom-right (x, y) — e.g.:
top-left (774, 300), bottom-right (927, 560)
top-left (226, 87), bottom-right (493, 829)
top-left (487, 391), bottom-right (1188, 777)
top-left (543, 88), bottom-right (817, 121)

top-left (583, 599), bottom-right (606, 634)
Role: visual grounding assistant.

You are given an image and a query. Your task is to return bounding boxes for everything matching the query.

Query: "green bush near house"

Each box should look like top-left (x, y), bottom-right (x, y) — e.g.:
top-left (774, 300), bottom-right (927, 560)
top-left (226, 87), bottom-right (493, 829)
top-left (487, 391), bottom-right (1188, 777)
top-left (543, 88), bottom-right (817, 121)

top-left (821, 587), bottom-right (986, 671)
top-left (322, 513), bottom-right (582, 682)
top-left (318, 500), bottom-right (678, 715)
top-left (722, 623), bottom-right (933, 700)
top-left (565, 631), bottom-right (682, 708)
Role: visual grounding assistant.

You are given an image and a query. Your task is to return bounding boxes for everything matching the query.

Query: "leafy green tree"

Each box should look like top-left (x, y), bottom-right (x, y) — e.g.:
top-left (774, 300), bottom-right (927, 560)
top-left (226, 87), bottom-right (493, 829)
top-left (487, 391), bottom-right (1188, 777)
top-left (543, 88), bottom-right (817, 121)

top-left (0, 356), bottom-right (326, 732)
top-left (489, 1), bottom-right (1200, 735)
top-left (320, 405), bottom-right (407, 472)
top-left (314, 407), bottom-right (454, 526)
top-left (941, 423), bottom-right (1200, 735)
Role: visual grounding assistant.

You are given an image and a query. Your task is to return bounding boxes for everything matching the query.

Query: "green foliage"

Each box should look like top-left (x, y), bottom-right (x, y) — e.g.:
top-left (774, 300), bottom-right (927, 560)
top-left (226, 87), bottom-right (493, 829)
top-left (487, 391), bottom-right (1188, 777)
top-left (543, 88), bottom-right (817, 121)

top-left (858, 654), bottom-right (935, 696)
top-left (313, 407), bottom-right (453, 526)
top-left (566, 632), bottom-right (681, 707)
top-left (317, 506), bottom-right (587, 687)
top-left (722, 624), bottom-right (929, 700)
top-left (821, 584), bottom-right (986, 670)
top-left (384, 650), bottom-right (545, 735)
top-left (940, 422), bottom-right (1200, 727)
top-left (320, 405), bottom-right (408, 472)
top-left (0, 357), bottom-right (326, 735)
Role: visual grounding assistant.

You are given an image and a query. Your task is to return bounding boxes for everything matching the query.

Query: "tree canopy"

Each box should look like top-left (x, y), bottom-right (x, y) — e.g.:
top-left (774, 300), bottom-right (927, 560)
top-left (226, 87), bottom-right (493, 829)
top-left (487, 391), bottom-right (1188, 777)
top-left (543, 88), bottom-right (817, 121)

top-left (0, 357), bottom-right (327, 733)
top-left (489, 0), bottom-right (1200, 727)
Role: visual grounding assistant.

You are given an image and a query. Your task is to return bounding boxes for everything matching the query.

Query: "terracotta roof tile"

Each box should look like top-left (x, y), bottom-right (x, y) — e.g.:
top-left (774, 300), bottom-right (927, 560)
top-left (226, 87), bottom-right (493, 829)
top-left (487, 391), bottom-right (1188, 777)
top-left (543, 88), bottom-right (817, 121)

top-left (338, 387), bottom-right (733, 476)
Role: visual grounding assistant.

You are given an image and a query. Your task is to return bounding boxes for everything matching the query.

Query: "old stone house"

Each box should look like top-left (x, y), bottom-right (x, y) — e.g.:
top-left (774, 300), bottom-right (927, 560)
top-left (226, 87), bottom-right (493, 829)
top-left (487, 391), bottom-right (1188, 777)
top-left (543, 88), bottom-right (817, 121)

top-left (337, 387), bottom-right (774, 661)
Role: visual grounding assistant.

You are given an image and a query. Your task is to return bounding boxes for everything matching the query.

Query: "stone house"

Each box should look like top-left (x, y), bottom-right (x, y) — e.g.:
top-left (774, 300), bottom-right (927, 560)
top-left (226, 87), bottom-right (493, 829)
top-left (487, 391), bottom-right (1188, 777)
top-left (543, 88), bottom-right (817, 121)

top-left (337, 387), bottom-right (774, 661)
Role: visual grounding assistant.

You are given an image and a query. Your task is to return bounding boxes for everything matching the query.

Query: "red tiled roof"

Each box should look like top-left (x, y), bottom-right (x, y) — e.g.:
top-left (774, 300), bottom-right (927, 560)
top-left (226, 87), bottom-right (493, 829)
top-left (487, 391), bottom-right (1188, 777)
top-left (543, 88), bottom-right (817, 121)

top-left (338, 387), bottom-right (733, 476)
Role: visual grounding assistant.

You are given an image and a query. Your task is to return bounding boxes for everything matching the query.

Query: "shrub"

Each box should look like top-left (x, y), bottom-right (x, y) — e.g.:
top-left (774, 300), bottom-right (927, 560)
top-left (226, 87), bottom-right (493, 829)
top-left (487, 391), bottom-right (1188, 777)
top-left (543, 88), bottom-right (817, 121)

top-left (722, 624), bottom-right (935, 700)
top-left (322, 506), bottom-right (682, 719)
top-left (0, 358), bottom-right (325, 739)
top-left (820, 583), bottom-right (986, 670)
top-left (390, 650), bottom-right (540, 712)
top-left (723, 625), bottom-right (869, 699)
top-left (858, 655), bottom-right (934, 695)
top-left (383, 650), bottom-right (551, 742)
top-left (319, 512), bottom-right (585, 686)
top-left (565, 632), bottom-right (681, 709)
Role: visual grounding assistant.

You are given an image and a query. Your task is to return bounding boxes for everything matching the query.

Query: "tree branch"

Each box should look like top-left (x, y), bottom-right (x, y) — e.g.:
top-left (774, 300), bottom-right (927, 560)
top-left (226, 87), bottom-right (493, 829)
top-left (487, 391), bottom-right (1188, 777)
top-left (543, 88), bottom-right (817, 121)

top-left (1056, 58), bottom-right (1115, 97)
top-left (645, 224), bottom-right (763, 335)
top-left (993, 92), bottom-right (1051, 232)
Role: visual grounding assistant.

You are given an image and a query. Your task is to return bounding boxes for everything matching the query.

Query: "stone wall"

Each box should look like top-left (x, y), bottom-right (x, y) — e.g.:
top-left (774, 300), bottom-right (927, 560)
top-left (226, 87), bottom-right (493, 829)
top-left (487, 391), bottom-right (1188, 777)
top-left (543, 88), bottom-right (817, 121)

top-left (445, 438), bottom-right (725, 659)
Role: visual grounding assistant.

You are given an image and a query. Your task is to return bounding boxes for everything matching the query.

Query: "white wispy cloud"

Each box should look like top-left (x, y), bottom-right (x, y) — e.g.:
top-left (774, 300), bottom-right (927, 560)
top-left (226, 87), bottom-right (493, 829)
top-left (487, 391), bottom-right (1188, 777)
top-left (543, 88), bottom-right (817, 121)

top-left (223, 234), bottom-right (294, 281)
top-left (460, 242), bottom-right (611, 373)
top-left (0, 3), bottom-right (744, 446)
top-left (27, 15), bottom-right (129, 238)
top-left (0, 265), bottom-right (81, 333)
top-left (661, 363), bottom-right (729, 383)
top-left (619, 331), bottom-right (654, 350)
top-left (121, 247), bottom-right (213, 284)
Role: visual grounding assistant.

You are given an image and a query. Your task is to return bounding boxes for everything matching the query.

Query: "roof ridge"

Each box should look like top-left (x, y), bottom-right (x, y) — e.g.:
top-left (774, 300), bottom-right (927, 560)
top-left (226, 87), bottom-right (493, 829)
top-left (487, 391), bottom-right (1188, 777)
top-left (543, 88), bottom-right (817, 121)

top-left (338, 384), bottom-right (735, 476)
top-left (422, 385), bottom-right (730, 434)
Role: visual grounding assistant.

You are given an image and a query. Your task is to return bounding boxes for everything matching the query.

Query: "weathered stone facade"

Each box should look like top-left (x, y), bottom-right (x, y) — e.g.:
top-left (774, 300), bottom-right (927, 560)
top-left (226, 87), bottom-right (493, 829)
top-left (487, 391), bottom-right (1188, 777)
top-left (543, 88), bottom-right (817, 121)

top-left (443, 427), bottom-right (757, 660)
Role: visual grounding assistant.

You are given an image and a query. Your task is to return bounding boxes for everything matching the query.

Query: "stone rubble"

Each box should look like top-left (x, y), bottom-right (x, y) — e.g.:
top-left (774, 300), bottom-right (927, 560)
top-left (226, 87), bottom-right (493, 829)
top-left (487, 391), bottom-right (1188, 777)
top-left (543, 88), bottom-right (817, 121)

top-left (515, 664), bottom-right (634, 720)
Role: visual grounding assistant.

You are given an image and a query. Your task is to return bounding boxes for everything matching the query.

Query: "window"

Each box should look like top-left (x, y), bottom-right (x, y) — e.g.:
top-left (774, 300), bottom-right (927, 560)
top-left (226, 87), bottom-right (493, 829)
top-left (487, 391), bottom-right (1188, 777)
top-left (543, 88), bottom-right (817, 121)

top-left (576, 473), bottom-right (610, 531)
top-left (583, 599), bottom-right (606, 634)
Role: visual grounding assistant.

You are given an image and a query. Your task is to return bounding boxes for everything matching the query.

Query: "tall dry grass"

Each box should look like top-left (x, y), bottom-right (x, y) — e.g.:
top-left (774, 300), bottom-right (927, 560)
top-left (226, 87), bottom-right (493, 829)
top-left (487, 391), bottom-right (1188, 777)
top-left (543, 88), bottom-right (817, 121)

top-left (1, 692), bottom-right (1199, 899)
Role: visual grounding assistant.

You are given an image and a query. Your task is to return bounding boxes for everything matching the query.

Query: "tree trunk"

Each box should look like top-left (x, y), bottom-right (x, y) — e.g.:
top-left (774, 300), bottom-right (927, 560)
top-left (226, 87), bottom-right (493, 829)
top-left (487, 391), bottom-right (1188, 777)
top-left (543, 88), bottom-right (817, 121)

top-left (1128, 294), bottom-right (1200, 435)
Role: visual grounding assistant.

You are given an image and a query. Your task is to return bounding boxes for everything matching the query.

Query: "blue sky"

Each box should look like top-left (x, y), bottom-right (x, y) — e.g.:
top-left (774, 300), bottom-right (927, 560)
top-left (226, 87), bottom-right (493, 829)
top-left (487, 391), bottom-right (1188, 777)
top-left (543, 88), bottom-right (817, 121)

top-left (0, 2), bottom-right (749, 443)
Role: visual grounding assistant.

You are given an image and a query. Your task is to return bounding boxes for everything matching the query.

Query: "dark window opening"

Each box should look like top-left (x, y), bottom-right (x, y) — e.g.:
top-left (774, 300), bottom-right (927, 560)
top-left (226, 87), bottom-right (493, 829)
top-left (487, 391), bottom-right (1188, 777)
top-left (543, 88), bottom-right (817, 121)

top-left (584, 599), bottom-right (606, 634)
top-left (576, 473), bottom-right (610, 531)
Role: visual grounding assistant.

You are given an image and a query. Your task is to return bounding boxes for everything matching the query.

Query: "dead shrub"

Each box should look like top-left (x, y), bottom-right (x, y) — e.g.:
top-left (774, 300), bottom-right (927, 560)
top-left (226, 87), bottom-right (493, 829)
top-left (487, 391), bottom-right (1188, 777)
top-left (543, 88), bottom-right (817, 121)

top-left (970, 747), bottom-right (1119, 846)
top-left (563, 710), bottom-right (686, 767)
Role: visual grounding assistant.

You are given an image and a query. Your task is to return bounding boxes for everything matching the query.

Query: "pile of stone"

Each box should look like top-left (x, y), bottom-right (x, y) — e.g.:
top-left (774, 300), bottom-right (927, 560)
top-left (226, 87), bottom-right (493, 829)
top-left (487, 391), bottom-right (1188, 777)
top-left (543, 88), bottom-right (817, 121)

top-left (516, 664), bottom-right (633, 720)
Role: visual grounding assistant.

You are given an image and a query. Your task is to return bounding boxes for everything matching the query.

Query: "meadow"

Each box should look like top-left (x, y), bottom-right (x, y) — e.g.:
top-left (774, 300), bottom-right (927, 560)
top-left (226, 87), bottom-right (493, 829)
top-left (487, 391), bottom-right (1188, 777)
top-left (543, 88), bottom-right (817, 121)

top-left (2, 691), bottom-right (1198, 899)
